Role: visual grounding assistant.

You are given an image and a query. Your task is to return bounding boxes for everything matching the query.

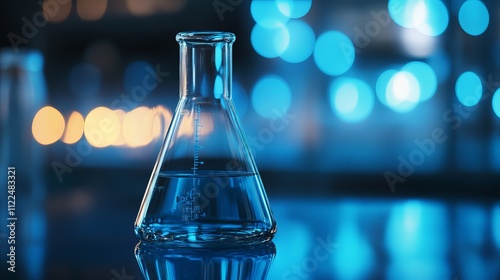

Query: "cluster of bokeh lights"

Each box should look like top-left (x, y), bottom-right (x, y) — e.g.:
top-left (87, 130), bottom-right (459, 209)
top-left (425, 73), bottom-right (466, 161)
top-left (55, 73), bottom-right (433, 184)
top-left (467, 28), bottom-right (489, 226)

top-left (32, 105), bottom-right (171, 147)
top-left (250, 0), bottom-right (355, 75)
top-left (389, 0), bottom-right (449, 36)
top-left (250, 0), bottom-right (500, 123)
top-left (376, 61), bottom-right (437, 114)
top-left (329, 61), bottom-right (438, 122)
top-left (390, 0), bottom-right (489, 36)
top-left (33, 0), bottom-right (500, 145)
top-left (251, 0), bottom-right (315, 64)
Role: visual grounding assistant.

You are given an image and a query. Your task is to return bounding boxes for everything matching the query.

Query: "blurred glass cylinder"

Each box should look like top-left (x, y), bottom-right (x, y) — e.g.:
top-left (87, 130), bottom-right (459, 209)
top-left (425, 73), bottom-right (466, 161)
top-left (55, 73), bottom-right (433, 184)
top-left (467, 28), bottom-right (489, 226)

top-left (0, 49), bottom-right (46, 196)
top-left (0, 49), bottom-right (48, 280)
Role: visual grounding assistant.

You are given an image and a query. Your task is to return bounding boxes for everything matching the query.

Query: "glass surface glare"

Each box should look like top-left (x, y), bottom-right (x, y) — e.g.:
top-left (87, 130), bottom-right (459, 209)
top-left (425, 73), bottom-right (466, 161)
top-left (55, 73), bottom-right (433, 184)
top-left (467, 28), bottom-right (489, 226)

top-left (134, 32), bottom-right (277, 246)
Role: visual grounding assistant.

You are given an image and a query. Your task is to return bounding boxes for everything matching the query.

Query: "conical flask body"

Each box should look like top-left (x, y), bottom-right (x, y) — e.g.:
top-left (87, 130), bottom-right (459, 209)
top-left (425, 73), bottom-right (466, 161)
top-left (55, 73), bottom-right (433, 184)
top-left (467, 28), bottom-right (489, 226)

top-left (135, 32), bottom-right (276, 246)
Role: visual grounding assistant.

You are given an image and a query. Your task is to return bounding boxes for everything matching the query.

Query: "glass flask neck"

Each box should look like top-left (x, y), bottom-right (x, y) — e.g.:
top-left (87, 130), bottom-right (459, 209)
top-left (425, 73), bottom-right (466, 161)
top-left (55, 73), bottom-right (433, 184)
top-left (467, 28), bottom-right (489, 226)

top-left (177, 32), bottom-right (235, 99)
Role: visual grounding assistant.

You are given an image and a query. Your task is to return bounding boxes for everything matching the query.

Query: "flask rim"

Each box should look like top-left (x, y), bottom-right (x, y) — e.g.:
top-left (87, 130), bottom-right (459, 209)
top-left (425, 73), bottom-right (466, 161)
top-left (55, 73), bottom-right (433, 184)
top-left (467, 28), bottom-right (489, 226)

top-left (176, 31), bottom-right (236, 44)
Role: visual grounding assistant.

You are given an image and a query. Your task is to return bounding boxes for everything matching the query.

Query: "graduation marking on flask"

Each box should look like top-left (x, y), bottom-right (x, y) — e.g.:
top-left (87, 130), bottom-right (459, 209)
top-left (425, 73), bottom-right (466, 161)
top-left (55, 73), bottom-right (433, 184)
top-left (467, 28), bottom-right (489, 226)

top-left (182, 103), bottom-right (205, 222)
top-left (192, 104), bottom-right (205, 174)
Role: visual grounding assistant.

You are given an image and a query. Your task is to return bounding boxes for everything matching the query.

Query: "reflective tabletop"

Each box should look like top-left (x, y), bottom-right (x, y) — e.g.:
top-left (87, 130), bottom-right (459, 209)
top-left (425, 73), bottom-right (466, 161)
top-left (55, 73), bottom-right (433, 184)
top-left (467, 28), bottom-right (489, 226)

top-left (2, 192), bottom-right (499, 280)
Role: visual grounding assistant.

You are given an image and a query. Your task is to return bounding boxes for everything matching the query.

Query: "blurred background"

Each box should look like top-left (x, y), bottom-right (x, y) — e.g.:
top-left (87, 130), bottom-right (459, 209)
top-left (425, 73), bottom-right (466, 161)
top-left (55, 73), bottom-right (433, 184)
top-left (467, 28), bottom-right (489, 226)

top-left (1, 0), bottom-right (500, 279)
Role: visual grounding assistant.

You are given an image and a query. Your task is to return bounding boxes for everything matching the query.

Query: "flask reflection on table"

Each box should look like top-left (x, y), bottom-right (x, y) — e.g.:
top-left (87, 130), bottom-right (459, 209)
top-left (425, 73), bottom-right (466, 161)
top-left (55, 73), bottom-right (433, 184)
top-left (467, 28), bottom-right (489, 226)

top-left (134, 241), bottom-right (276, 280)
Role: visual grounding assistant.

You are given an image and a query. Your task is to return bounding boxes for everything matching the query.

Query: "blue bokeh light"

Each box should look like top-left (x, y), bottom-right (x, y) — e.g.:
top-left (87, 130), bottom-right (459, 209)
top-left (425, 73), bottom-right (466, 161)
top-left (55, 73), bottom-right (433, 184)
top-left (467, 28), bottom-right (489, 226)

top-left (123, 60), bottom-right (153, 94)
top-left (314, 31), bottom-right (355, 76)
top-left (386, 71), bottom-right (421, 113)
top-left (376, 69), bottom-right (398, 107)
top-left (389, 0), bottom-right (449, 36)
top-left (280, 20), bottom-right (315, 63)
top-left (493, 204), bottom-right (500, 249)
top-left (459, 0), bottom-right (489, 36)
top-left (492, 88), bottom-right (500, 119)
top-left (330, 78), bottom-right (374, 123)
top-left (388, 0), bottom-right (425, 28)
top-left (69, 63), bottom-right (101, 96)
top-left (251, 23), bottom-right (290, 58)
top-left (232, 81), bottom-right (249, 117)
top-left (276, 0), bottom-right (312, 18)
top-left (25, 50), bottom-right (45, 72)
top-left (251, 0), bottom-right (289, 28)
top-left (402, 61), bottom-right (437, 102)
top-left (455, 71), bottom-right (482, 107)
top-left (251, 75), bottom-right (292, 119)
top-left (416, 0), bottom-right (449, 36)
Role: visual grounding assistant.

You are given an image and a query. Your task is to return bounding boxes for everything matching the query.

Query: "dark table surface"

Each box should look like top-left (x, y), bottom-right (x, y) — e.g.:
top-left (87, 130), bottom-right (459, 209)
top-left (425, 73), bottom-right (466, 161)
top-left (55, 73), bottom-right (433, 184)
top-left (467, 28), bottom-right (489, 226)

top-left (1, 168), bottom-right (500, 280)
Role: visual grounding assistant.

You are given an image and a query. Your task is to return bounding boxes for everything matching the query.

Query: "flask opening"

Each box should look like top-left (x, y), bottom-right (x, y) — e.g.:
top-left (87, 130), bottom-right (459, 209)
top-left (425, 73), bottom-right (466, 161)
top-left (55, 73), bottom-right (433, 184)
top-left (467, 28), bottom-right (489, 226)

top-left (176, 31), bottom-right (236, 44)
top-left (178, 31), bottom-right (234, 99)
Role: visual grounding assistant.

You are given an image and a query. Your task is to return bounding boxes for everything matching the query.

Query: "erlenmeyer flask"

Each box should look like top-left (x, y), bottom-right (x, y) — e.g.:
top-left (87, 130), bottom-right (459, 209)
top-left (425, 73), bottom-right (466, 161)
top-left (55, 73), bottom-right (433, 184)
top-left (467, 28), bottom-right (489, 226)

top-left (135, 31), bottom-right (276, 246)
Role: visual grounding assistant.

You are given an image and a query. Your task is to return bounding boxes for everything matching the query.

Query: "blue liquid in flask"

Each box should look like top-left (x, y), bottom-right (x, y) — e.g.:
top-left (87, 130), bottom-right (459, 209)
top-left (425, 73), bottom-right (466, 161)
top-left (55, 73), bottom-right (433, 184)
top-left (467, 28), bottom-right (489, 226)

top-left (134, 32), bottom-right (276, 246)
